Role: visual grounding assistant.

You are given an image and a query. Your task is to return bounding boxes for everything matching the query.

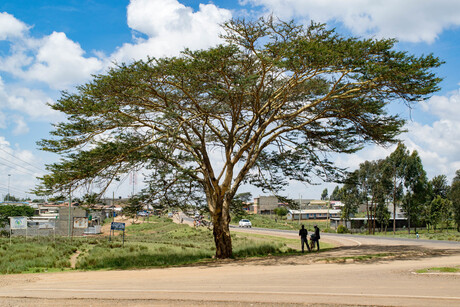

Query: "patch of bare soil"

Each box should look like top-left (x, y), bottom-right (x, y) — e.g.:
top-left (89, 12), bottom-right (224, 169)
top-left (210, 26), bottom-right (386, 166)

top-left (69, 250), bottom-right (81, 269)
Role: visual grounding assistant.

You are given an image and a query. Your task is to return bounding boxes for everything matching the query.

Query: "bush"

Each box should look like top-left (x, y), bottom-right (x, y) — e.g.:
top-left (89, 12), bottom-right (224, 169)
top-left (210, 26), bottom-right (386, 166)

top-left (337, 225), bottom-right (349, 234)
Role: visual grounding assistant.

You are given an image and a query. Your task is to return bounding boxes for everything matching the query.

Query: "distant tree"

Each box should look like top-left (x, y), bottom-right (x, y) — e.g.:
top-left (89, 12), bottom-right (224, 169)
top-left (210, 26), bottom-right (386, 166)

top-left (340, 174), bottom-right (360, 226)
top-left (449, 170), bottom-right (460, 231)
top-left (0, 205), bottom-right (35, 228)
top-left (430, 175), bottom-right (450, 199)
top-left (428, 195), bottom-right (452, 231)
top-left (231, 193), bottom-right (252, 221)
top-left (3, 194), bottom-right (19, 202)
top-left (274, 206), bottom-right (288, 219)
top-left (386, 143), bottom-right (409, 234)
top-left (330, 186), bottom-right (341, 201)
top-left (123, 196), bottom-right (143, 222)
top-left (81, 193), bottom-right (100, 209)
top-left (35, 17), bottom-right (443, 259)
top-left (321, 188), bottom-right (328, 201)
top-left (402, 150), bottom-right (428, 234)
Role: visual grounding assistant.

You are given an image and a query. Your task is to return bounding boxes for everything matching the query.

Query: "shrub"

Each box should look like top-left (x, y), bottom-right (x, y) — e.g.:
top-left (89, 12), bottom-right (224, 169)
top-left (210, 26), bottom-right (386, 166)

top-left (337, 225), bottom-right (349, 234)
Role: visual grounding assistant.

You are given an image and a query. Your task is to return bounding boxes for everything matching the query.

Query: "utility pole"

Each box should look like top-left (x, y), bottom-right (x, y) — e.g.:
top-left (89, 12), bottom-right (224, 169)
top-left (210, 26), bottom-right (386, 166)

top-left (7, 174), bottom-right (11, 202)
top-left (68, 187), bottom-right (72, 238)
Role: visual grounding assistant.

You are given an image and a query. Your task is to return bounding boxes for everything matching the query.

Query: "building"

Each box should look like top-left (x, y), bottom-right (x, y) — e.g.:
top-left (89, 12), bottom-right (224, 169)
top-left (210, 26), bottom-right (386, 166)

top-left (287, 209), bottom-right (341, 220)
top-left (253, 196), bottom-right (279, 214)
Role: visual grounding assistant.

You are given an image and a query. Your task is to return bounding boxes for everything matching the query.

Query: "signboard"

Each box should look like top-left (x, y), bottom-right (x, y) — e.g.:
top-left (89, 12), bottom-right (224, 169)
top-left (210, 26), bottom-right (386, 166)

top-left (9, 217), bottom-right (27, 230)
top-left (73, 217), bottom-right (89, 229)
top-left (111, 222), bottom-right (125, 230)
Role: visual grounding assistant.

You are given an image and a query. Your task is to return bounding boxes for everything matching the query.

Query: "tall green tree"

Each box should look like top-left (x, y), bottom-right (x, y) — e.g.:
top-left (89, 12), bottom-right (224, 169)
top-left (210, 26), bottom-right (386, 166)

top-left (340, 173), bottom-right (360, 226)
top-left (321, 188), bottom-right (329, 201)
top-left (402, 150), bottom-right (428, 234)
top-left (330, 186), bottom-right (341, 201)
top-left (35, 18), bottom-right (442, 258)
top-left (450, 170), bottom-right (460, 231)
top-left (386, 143), bottom-right (409, 234)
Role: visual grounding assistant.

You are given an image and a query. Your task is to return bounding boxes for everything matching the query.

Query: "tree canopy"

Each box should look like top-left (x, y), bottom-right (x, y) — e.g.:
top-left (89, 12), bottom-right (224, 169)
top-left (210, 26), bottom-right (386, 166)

top-left (36, 17), bottom-right (442, 258)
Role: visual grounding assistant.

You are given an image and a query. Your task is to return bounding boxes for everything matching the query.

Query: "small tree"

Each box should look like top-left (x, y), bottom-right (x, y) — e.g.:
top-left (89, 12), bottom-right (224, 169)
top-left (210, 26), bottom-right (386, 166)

top-left (274, 207), bottom-right (288, 219)
top-left (123, 196), bottom-right (143, 223)
top-left (321, 188), bottom-right (329, 201)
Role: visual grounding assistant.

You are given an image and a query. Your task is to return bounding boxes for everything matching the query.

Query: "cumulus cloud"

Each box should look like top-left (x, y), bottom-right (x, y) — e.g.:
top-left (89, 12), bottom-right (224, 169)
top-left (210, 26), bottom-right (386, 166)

top-left (243, 0), bottom-right (460, 43)
top-left (22, 32), bottom-right (103, 89)
top-left (404, 90), bottom-right (460, 180)
top-left (0, 12), bottom-right (29, 40)
top-left (0, 14), bottom-right (103, 90)
top-left (111, 0), bottom-right (232, 62)
top-left (0, 77), bottom-right (62, 121)
top-left (12, 116), bottom-right (29, 135)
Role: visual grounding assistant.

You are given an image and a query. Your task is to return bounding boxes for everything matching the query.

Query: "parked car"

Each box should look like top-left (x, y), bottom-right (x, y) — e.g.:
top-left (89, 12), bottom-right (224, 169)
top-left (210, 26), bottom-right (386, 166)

top-left (167, 212), bottom-right (173, 218)
top-left (238, 219), bottom-right (252, 228)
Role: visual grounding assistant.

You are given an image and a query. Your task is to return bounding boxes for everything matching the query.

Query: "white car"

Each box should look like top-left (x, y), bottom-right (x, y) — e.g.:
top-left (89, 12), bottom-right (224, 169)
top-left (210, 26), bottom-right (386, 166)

top-left (238, 219), bottom-right (252, 228)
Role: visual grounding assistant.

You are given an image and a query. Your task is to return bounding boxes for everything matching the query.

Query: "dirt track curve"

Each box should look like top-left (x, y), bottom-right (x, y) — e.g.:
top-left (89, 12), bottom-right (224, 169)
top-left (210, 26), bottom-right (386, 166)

top-left (0, 221), bottom-right (459, 307)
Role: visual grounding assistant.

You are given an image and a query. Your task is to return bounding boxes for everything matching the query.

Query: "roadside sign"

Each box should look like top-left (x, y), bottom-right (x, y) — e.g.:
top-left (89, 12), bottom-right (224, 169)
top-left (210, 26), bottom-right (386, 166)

top-left (9, 217), bottom-right (27, 230)
top-left (73, 217), bottom-right (89, 229)
top-left (111, 222), bottom-right (125, 230)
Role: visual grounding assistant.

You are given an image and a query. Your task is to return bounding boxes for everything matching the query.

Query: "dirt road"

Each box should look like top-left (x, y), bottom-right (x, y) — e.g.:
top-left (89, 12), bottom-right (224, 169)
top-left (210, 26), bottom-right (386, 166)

top-left (0, 228), bottom-right (459, 306)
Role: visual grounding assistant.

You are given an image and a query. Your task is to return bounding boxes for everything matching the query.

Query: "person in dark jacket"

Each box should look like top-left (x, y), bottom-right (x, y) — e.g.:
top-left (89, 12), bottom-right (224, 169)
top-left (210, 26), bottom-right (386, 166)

top-left (313, 225), bottom-right (320, 251)
top-left (299, 225), bottom-right (311, 252)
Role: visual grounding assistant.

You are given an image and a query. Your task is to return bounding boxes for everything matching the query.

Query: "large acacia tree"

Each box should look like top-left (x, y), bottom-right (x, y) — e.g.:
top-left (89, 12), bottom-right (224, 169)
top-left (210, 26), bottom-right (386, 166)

top-left (36, 18), bottom-right (442, 258)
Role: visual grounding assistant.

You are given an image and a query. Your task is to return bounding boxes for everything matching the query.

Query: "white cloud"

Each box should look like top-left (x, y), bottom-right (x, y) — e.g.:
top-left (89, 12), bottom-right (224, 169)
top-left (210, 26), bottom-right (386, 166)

top-left (0, 12), bottom-right (29, 40)
top-left (23, 32), bottom-right (103, 89)
top-left (12, 116), bottom-right (29, 135)
top-left (404, 89), bottom-right (460, 180)
top-left (244, 0), bottom-right (460, 43)
top-left (0, 77), bottom-right (62, 121)
top-left (111, 0), bottom-right (232, 62)
top-left (0, 16), bottom-right (104, 90)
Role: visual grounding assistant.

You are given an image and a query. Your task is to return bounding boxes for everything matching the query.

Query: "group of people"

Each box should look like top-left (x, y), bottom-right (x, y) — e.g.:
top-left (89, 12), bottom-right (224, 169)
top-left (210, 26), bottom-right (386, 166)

top-left (299, 224), bottom-right (320, 253)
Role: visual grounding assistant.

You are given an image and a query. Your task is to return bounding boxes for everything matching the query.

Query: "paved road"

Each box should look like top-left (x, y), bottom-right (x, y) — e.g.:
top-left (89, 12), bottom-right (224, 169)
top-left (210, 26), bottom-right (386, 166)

top-left (0, 226), bottom-right (459, 306)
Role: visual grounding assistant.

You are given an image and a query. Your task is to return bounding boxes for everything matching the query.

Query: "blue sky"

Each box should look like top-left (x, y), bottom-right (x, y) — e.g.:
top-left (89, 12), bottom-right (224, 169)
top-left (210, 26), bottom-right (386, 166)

top-left (1, 0), bottom-right (460, 200)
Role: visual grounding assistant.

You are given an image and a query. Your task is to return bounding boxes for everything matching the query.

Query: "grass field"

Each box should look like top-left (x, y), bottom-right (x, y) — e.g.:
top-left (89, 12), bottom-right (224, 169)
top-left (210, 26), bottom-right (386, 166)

top-left (233, 214), bottom-right (331, 233)
top-left (354, 228), bottom-right (460, 241)
top-left (0, 217), bottom-right (321, 274)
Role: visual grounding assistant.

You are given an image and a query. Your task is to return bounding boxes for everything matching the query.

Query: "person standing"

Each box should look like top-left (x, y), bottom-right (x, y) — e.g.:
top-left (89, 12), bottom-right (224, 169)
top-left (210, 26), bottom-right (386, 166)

top-left (299, 225), bottom-right (311, 253)
top-left (313, 225), bottom-right (320, 251)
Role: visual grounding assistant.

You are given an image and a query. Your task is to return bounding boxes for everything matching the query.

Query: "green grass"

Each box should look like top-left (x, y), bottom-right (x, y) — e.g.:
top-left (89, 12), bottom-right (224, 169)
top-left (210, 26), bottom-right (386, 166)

top-left (0, 237), bottom-right (82, 274)
top-left (356, 228), bottom-right (460, 241)
top-left (0, 217), bottom-right (320, 274)
top-left (416, 266), bottom-right (460, 273)
top-left (233, 214), bottom-right (331, 233)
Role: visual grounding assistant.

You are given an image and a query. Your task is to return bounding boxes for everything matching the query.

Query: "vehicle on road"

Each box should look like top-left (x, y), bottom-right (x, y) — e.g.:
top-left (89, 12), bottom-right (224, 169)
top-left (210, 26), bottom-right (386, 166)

top-left (238, 219), bottom-right (252, 228)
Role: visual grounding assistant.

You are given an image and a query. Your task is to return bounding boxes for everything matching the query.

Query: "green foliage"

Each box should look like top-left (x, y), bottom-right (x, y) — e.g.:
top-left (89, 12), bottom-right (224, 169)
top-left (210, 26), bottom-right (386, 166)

top-left (321, 188), bottom-right (328, 201)
top-left (3, 194), bottom-right (19, 202)
top-left (449, 170), bottom-right (460, 231)
top-left (274, 207), bottom-right (288, 218)
top-left (123, 196), bottom-right (144, 220)
top-left (0, 205), bottom-right (35, 228)
top-left (336, 224), bottom-right (348, 234)
top-left (230, 193), bottom-right (252, 221)
top-left (0, 237), bottom-right (80, 274)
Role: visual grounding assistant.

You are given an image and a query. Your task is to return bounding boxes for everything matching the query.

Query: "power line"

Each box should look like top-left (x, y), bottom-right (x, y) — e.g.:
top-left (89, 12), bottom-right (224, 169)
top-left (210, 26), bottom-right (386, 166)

top-left (0, 160), bottom-right (39, 176)
top-left (0, 147), bottom-right (45, 172)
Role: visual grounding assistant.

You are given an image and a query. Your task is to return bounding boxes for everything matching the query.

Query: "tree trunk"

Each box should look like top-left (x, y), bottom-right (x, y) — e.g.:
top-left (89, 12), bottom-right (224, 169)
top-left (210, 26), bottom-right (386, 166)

top-left (393, 173), bottom-right (396, 235)
top-left (209, 196), bottom-right (233, 259)
top-left (212, 217), bottom-right (232, 259)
